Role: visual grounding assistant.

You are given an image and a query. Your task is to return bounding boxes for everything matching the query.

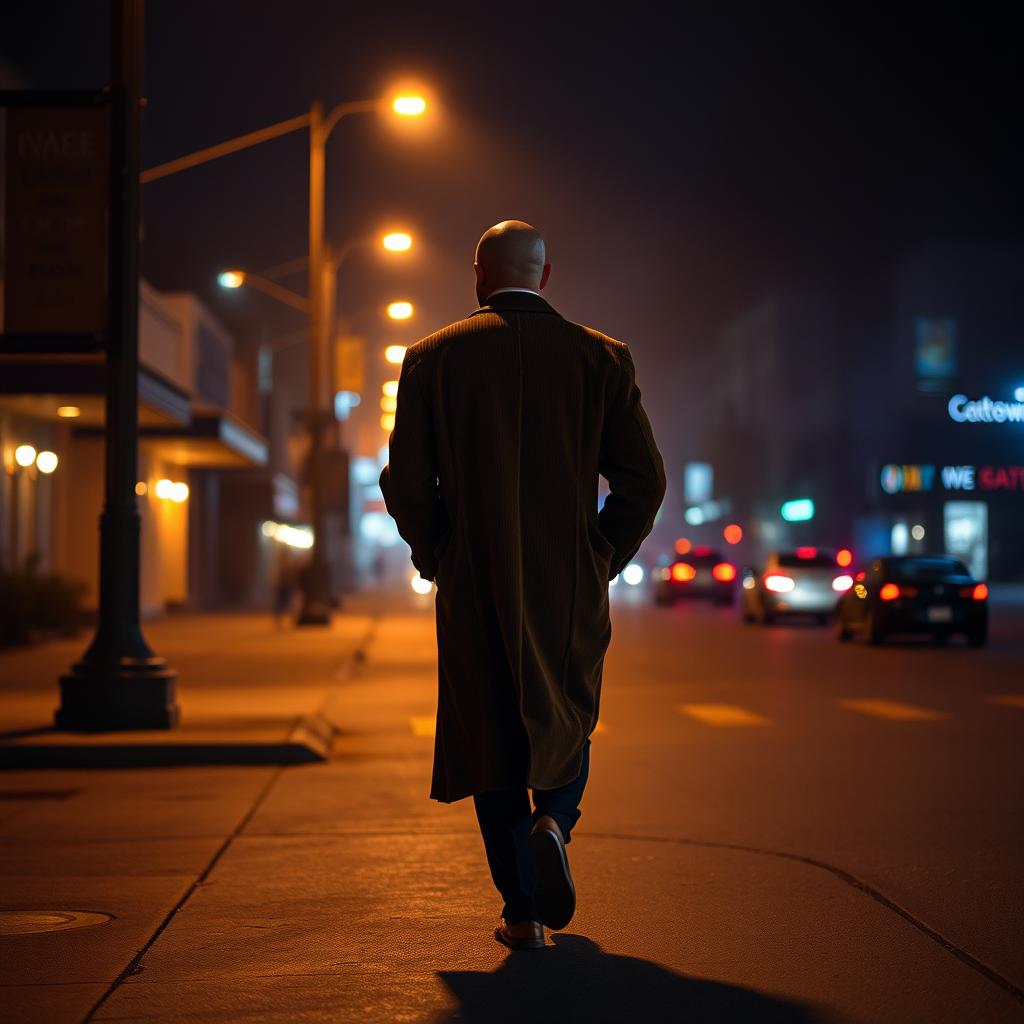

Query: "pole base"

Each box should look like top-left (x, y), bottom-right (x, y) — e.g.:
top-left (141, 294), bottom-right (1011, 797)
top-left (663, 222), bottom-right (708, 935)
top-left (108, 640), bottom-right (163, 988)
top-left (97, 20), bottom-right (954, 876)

top-left (56, 658), bottom-right (180, 732)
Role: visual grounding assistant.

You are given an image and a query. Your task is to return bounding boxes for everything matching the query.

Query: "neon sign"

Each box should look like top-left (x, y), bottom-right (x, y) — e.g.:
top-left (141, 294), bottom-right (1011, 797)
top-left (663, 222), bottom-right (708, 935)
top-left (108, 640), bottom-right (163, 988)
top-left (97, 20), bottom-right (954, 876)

top-left (948, 392), bottom-right (1024, 424)
top-left (881, 463), bottom-right (1024, 493)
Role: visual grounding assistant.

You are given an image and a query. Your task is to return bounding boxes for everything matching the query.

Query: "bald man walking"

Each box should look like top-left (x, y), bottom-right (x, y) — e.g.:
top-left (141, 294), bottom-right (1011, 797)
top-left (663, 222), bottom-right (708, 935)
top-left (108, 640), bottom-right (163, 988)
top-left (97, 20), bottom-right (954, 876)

top-left (381, 221), bottom-right (665, 950)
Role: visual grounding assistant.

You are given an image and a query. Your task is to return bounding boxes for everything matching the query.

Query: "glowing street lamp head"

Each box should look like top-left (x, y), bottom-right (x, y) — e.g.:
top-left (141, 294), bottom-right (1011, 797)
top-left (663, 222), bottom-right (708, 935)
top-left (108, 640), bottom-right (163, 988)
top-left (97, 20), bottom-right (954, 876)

top-left (36, 451), bottom-right (59, 474)
top-left (382, 380), bottom-right (400, 398)
top-left (392, 96), bottom-right (426, 117)
top-left (218, 270), bottom-right (246, 289)
top-left (382, 232), bottom-right (413, 252)
top-left (384, 344), bottom-right (407, 364)
top-left (387, 300), bottom-right (413, 320)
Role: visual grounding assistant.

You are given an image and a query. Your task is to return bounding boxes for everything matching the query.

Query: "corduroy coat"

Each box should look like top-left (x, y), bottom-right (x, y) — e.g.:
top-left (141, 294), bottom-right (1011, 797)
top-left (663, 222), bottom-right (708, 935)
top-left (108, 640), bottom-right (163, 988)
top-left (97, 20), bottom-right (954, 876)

top-left (380, 290), bottom-right (665, 802)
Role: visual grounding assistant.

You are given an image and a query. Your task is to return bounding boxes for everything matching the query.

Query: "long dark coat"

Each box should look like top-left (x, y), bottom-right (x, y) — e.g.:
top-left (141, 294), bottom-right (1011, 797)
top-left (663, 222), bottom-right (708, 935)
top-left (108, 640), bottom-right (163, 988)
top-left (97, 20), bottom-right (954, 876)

top-left (380, 290), bottom-right (665, 802)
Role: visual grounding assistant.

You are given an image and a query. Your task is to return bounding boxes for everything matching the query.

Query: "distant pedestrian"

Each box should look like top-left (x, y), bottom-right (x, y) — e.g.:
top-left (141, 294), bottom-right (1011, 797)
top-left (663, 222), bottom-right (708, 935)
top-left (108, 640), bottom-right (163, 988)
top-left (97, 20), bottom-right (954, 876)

top-left (381, 221), bottom-right (665, 950)
top-left (273, 556), bottom-right (297, 628)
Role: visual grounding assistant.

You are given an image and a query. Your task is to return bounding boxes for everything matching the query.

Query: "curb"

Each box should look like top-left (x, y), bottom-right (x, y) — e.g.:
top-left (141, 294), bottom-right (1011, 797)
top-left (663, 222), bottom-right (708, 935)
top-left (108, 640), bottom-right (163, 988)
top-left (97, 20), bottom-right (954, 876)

top-left (0, 713), bottom-right (339, 770)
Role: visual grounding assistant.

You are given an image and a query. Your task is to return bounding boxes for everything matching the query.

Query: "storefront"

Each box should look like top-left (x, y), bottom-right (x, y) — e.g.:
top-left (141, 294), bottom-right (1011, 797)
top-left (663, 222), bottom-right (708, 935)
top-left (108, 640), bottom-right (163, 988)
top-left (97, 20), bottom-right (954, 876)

top-left (865, 388), bottom-right (1024, 582)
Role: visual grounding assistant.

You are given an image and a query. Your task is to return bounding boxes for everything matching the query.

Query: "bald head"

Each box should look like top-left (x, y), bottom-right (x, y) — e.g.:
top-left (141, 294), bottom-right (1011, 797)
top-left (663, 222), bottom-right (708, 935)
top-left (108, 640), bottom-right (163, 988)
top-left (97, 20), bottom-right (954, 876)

top-left (474, 220), bottom-right (550, 304)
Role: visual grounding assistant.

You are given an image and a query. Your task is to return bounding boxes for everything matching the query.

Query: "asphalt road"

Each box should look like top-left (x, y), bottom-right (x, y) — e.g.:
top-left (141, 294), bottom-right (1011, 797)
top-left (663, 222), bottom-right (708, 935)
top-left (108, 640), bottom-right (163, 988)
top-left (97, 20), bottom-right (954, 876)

top-left (597, 584), bottom-right (1024, 994)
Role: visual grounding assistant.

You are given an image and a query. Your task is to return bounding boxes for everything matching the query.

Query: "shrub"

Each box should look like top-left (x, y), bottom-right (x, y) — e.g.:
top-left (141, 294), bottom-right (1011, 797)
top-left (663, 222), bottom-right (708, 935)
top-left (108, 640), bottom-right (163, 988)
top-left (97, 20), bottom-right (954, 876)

top-left (0, 565), bottom-right (86, 647)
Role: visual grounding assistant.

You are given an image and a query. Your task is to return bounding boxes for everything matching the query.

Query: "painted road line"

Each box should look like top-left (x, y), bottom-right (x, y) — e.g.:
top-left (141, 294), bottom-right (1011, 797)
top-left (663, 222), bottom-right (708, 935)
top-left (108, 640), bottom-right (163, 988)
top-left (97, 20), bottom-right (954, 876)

top-left (838, 699), bottom-right (946, 721)
top-left (410, 716), bottom-right (435, 737)
top-left (988, 695), bottom-right (1024, 710)
top-left (677, 703), bottom-right (771, 727)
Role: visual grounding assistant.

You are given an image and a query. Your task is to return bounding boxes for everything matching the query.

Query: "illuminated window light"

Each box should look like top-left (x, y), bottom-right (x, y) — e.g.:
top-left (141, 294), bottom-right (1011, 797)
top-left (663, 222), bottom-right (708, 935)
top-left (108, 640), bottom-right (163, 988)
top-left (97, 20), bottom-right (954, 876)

top-left (14, 445), bottom-right (37, 468)
top-left (382, 380), bottom-right (399, 398)
top-left (57, 406), bottom-right (81, 418)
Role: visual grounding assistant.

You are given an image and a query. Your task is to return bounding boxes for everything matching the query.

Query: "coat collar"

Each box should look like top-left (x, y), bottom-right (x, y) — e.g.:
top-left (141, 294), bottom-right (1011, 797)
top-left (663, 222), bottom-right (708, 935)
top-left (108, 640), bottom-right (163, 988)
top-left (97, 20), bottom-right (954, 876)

top-left (470, 290), bottom-right (561, 318)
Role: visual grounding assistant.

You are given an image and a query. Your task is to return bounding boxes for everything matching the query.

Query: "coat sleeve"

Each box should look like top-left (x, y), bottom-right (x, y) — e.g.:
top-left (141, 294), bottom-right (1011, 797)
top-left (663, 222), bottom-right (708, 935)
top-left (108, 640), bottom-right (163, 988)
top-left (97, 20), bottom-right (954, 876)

top-left (597, 346), bottom-right (667, 579)
top-left (379, 352), bottom-right (449, 581)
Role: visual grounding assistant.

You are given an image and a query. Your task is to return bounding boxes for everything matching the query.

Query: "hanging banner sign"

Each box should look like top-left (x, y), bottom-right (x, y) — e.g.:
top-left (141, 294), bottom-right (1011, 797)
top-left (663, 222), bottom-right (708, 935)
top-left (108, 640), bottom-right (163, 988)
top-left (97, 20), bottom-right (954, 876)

top-left (2, 100), bottom-right (109, 339)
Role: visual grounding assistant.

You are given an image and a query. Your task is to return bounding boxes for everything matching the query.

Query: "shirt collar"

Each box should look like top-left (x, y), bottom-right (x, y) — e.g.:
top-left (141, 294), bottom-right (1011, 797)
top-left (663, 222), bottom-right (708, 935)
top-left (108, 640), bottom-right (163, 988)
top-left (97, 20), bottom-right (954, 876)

top-left (486, 287), bottom-right (541, 299)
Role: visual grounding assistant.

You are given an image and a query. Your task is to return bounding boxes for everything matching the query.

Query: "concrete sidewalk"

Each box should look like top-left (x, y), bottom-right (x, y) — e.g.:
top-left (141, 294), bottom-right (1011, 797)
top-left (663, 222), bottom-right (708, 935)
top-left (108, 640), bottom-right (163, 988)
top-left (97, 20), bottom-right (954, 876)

top-left (0, 611), bottom-right (374, 766)
top-left (1, 606), bottom-right (1021, 1022)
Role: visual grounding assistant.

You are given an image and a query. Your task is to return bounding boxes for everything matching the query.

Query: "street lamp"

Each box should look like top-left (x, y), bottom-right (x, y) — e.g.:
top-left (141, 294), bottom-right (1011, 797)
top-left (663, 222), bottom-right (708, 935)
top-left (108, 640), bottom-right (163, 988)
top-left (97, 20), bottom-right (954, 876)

top-left (384, 344), bottom-right (407, 364)
top-left (387, 301), bottom-right (414, 320)
top-left (381, 231), bottom-right (413, 252)
top-left (142, 89), bottom-right (429, 627)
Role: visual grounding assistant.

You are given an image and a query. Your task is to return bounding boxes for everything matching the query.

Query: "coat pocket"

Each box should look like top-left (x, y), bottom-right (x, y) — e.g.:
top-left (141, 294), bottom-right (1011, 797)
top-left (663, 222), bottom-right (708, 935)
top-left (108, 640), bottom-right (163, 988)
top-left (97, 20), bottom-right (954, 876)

top-left (586, 520), bottom-right (616, 564)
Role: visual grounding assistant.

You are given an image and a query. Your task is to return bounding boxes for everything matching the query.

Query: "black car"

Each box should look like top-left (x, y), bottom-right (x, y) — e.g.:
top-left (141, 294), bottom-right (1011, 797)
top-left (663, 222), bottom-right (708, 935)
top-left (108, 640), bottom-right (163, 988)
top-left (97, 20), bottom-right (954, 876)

top-left (653, 546), bottom-right (736, 606)
top-left (835, 555), bottom-right (988, 646)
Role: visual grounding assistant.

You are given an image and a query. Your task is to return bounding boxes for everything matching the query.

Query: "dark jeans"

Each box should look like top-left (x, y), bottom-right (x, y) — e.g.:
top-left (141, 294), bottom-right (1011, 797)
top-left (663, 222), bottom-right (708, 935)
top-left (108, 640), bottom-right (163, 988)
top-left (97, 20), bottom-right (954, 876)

top-left (473, 740), bottom-right (590, 924)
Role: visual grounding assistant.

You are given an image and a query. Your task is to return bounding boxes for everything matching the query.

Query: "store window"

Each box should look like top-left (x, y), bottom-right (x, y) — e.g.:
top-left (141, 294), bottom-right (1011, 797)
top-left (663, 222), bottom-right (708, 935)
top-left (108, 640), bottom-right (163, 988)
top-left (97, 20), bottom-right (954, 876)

top-left (943, 501), bottom-right (988, 580)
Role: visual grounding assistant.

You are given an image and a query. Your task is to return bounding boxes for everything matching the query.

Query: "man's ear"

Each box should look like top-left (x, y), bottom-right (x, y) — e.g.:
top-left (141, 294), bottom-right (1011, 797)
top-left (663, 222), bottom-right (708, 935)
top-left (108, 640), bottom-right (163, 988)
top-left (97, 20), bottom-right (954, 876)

top-left (474, 263), bottom-right (485, 288)
top-left (539, 264), bottom-right (551, 290)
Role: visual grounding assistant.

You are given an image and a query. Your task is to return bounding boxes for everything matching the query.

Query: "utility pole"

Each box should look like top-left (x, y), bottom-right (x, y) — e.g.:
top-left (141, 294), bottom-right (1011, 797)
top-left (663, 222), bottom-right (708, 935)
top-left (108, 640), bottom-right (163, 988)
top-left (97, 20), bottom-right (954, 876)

top-left (57, 0), bottom-right (179, 730)
top-left (296, 101), bottom-right (333, 625)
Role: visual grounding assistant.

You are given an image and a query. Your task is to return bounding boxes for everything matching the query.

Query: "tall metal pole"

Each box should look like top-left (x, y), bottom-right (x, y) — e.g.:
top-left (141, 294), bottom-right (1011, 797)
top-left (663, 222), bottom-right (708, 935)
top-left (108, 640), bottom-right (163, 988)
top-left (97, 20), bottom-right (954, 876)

top-left (57, 0), bottom-right (179, 729)
top-left (297, 102), bottom-right (332, 625)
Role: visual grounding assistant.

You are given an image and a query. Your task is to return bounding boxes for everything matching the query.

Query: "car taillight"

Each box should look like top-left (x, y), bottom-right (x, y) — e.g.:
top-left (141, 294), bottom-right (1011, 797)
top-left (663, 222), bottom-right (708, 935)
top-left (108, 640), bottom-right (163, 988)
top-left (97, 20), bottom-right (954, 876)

top-left (671, 562), bottom-right (696, 582)
top-left (961, 583), bottom-right (989, 601)
top-left (764, 574), bottom-right (794, 593)
top-left (836, 548), bottom-right (853, 568)
top-left (832, 575), bottom-right (853, 592)
top-left (712, 562), bottom-right (736, 582)
top-left (879, 583), bottom-right (900, 601)
top-left (796, 546), bottom-right (818, 559)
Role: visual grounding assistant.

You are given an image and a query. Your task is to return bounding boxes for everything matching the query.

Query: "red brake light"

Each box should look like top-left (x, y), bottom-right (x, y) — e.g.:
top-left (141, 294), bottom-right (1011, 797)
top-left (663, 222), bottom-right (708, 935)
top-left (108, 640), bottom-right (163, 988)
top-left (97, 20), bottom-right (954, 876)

top-left (836, 548), bottom-right (853, 568)
top-left (879, 583), bottom-right (900, 601)
top-left (671, 562), bottom-right (696, 582)
top-left (971, 583), bottom-right (989, 601)
top-left (764, 573), bottom-right (795, 593)
top-left (712, 562), bottom-right (736, 582)
top-left (693, 545), bottom-right (713, 557)
top-left (855, 571), bottom-right (866, 582)
top-left (796, 546), bottom-right (818, 559)
top-left (832, 575), bottom-right (853, 592)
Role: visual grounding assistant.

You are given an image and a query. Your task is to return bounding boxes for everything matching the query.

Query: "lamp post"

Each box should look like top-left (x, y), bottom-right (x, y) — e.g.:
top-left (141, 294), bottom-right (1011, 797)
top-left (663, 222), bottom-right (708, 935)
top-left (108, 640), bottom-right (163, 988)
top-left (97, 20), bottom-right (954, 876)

top-left (57, 0), bottom-right (179, 731)
top-left (145, 94), bottom-right (427, 626)
top-left (218, 232), bottom-right (415, 620)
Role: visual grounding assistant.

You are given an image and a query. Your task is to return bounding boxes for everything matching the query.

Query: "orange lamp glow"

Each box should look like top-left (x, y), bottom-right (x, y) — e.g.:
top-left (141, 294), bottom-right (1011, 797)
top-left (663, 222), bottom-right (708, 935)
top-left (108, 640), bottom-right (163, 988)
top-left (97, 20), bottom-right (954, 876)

top-left (387, 300), bottom-right (413, 320)
top-left (879, 583), bottom-right (900, 601)
top-left (674, 537), bottom-right (692, 555)
top-left (836, 548), bottom-right (853, 568)
top-left (392, 96), bottom-right (427, 117)
top-left (971, 583), bottom-right (989, 601)
top-left (712, 562), bottom-right (737, 582)
top-left (723, 524), bottom-right (743, 545)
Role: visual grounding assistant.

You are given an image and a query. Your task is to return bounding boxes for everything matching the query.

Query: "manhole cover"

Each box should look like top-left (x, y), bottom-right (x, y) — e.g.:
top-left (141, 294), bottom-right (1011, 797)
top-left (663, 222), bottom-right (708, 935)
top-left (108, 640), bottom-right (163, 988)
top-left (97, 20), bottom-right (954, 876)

top-left (0, 911), bottom-right (113, 935)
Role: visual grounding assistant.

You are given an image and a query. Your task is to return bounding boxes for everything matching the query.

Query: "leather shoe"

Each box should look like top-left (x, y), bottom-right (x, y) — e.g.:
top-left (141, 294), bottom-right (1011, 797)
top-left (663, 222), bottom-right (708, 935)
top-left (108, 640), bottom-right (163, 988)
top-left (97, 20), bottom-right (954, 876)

top-left (494, 918), bottom-right (544, 950)
top-left (529, 815), bottom-right (576, 930)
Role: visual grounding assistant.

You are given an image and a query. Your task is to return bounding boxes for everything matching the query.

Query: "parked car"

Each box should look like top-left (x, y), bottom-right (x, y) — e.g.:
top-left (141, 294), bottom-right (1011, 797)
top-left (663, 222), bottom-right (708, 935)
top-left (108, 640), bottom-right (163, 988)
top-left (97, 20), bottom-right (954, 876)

top-left (741, 548), bottom-right (850, 625)
top-left (835, 555), bottom-right (988, 646)
top-left (653, 546), bottom-right (736, 606)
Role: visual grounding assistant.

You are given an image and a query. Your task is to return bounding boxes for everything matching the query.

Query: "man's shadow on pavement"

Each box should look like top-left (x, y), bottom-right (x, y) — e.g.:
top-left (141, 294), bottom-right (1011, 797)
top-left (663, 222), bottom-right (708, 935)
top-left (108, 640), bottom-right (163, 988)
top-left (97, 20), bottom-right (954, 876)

top-left (436, 934), bottom-right (829, 1024)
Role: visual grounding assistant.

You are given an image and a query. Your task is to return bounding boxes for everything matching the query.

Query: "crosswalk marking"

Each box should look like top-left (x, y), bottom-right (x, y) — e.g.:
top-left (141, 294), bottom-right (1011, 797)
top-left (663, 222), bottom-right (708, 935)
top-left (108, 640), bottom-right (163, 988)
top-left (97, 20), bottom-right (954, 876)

top-left (838, 699), bottom-right (945, 721)
top-left (677, 703), bottom-right (771, 727)
top-left (988, 695), bottom-right (1024, 710)
top-left (410, 716), bottom-right (435, 737)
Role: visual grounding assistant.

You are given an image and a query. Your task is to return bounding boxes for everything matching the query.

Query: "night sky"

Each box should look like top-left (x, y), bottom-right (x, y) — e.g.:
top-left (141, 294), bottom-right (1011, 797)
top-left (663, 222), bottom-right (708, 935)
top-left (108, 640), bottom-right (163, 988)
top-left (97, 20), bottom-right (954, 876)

top-left (5, 3), bottom-right (1022, 465)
